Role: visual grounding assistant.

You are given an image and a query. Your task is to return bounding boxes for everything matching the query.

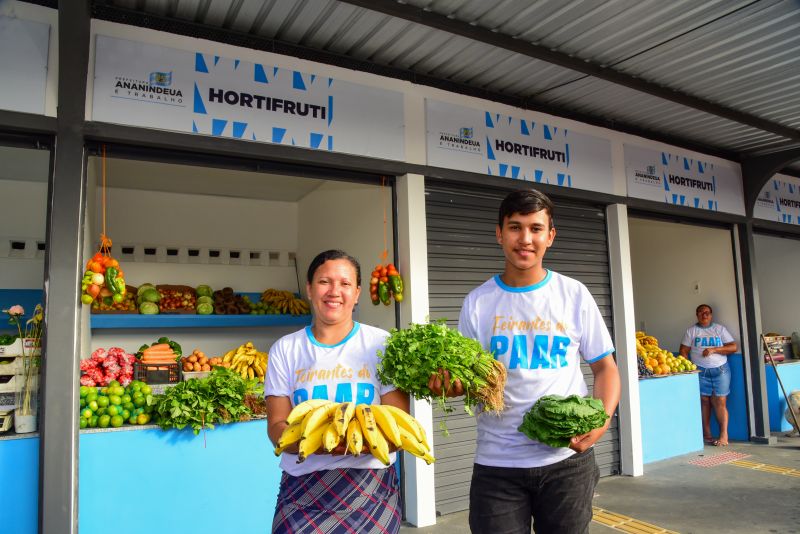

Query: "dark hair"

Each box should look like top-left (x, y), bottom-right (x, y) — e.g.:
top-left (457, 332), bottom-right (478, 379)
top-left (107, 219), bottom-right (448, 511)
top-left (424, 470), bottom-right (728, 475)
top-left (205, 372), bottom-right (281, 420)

top-left (498, 189), bottom-right (554, 229)
top-left (306, 249), bottom-right (362, 287)
top-left (696, 304), bottom-right (713, 314)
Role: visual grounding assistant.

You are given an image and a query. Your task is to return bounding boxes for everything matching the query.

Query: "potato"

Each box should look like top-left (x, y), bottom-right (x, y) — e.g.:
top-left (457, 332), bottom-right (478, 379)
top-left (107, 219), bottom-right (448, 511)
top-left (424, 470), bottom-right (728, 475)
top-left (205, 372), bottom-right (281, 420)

top-left (196, 351), bottom-right (206, 359)
top-left (198, 356), bottom-right (208, 365)
top-left (183, 362), bottom-right (192, 372)
top-left (193, 362), bottom-right (201, 372)
top-left (201, 364), bottom-right (210, 372)
top-left (188, 355), bottom-right (198, 363)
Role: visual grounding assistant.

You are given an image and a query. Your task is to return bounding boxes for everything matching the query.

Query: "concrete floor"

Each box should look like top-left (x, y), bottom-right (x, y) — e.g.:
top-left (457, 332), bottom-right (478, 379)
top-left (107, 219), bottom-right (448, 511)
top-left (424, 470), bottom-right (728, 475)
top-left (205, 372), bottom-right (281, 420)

top-left (401, 434), bottom-right (800, 534)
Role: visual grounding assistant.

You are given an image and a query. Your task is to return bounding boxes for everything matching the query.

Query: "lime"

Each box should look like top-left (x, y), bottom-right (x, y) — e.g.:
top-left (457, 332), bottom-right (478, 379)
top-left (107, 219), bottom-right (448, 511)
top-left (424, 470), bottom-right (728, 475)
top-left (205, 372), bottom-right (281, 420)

top-left (107, 405), bottom-right (119, 417)
top-left (123, 402), bottom-right (135, 412)
top-left (88, 400), bottom-right (99, 412)
top-left (81, 294), bottom-right (94, 305)
top-left (132, 390), bottom-right (144, 400)
top-left (111, 386), bottom-right (124, 397)
top-left (100, 387), bottom-right (108, 395)
top-left (121, 394), bottom-right (132, 404)
top-left (109, 395), bottom-right (122, 406)
top-left (110, 415), bottom-right (124, 428)
top-left (108, 380), bottom-right (120, 388)
top-left (137, 413), bottom-right (150, 425)
top-left (86, 392), bottom-right (98, 403)
top-left (141, 385), bottom-right (152, 395)
top-left (128, 415), bottom-right (138, 425)
top-left (81, 408), bottom-right (93, 419)
top-left (79, 418), bottom-right (88, 429)
top-left (79, 398), bottom-right (86, 408)
top-left (131, 382), bottom-right (142, 392)
top-left (88, 416), bottom-right (98, 428)
top-left (96, 407), bottom-right (107, 416)
top-left (79, 386), bottom-right (90, 398)
top-left (97, 396), bottom-right (110, 408)
top-left (98, 415), bottom-right (111, 428)
top-left (121, 409), bottom-right (130, 420)
top-left (133, 397), bottom-right (145, 408)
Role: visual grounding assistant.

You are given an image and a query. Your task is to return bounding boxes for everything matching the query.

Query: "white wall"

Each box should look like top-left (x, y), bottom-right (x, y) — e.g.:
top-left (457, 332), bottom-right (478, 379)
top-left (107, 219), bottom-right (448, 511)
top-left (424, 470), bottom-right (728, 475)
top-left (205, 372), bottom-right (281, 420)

top-left (0, 178), bottom-right (48, 288)
top-left (297, 180), bottom-right (396, 332)
top-left (754, 234), bottom-right (800, 335)
top-left (629, 217), bottom-right (740, 351)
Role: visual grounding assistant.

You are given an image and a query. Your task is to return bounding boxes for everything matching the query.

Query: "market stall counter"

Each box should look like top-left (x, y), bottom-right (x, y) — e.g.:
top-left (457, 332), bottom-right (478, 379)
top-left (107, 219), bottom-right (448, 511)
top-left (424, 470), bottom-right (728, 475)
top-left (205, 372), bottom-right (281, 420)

top-left (766, 359), bottom-right (800, 432)
top-left (1, 420), bottom-right (280, 534)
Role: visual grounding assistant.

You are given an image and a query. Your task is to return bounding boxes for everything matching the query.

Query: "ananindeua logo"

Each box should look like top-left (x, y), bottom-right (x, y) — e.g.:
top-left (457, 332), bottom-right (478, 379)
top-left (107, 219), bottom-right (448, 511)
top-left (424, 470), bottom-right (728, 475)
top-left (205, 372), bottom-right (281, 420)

top-left (111, 69), bottom-right (186, 106)
top-left (632, 165), bottom-right (661, 187)
top-left (438, 127), bottom-right (482, 154)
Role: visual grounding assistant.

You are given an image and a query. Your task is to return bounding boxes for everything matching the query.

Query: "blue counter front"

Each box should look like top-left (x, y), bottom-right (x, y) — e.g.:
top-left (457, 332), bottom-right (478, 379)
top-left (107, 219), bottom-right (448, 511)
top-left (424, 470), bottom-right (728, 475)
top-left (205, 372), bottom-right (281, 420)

top-left (766, 360), bottom-right (800, 432)
top-left (2, 420), bottom-right (282, 534)
top-left (639, 372), bottom-right (703, 464)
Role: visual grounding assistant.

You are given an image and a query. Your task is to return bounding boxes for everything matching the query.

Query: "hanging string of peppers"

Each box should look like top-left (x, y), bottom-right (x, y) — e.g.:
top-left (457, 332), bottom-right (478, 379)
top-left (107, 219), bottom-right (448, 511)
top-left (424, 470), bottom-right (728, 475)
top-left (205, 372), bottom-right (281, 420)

top-left (80, 146), bottom-right (128, 306)
top-left (369, 177), bottom-right (405, 306)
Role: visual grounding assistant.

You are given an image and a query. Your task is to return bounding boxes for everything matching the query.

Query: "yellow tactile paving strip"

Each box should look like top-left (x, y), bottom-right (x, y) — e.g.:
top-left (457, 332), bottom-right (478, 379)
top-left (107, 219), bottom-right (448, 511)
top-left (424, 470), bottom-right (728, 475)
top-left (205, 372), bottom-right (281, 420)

top-left (592, 507), bottom-right (680, 533)
top-left (728, 459), bottom-right (800, 477)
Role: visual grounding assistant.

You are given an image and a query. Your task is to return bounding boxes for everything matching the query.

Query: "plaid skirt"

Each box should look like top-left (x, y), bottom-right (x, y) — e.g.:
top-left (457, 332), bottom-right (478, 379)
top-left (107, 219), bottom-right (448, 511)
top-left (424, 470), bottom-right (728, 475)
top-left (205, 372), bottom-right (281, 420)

top-left (272, 467), bottom-right (402, 534)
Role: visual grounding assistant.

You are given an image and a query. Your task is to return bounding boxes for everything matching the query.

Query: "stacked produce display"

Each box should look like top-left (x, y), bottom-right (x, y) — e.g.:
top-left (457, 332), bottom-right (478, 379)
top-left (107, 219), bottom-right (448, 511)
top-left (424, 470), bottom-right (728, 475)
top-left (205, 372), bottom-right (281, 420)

top-left (79, 347), bottom-right (136, 387)
top-left (221, 342), bottom-right (268, 382)
top-left (79, 380), bottom-right (153, 428)
top-left (275, 399), bottom-right (434, 465)
top-left (80, 252), bottom-right (127, 306)
top-left (369, 263), bottom-right (404, 305)
top-left (636, 331), bottom-right (697, 378)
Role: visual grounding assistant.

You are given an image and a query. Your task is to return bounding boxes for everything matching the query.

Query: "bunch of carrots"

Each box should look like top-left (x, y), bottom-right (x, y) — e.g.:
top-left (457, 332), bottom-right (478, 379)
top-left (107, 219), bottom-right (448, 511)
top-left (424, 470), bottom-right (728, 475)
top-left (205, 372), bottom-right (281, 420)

top-left (139, 344), bottom-right (179, 366)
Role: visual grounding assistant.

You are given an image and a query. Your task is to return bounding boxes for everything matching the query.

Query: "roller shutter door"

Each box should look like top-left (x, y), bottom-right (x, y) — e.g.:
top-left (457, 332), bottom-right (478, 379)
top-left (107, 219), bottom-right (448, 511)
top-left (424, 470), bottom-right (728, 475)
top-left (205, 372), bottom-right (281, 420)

top-left (426, 184), bottom-right (620, 516)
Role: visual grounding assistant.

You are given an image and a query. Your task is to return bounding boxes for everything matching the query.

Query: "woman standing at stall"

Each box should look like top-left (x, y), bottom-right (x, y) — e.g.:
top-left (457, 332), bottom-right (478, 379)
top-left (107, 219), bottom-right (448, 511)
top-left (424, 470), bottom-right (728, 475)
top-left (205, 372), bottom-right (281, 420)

top-left (265, 249), bottom-right (408, 534)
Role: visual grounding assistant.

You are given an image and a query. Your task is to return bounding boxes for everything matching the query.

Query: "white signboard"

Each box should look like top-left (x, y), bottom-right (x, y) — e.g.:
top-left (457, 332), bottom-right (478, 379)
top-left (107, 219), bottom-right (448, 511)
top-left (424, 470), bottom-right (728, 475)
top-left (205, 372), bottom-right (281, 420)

top-left (426, 99), bottom-right (614, 193)
top-left (92, 36), bottom-right (405, 161)
top-left (624, 144), bottom-right (745, 215)
top-left (0, 17), bottom-right (49, 115)
top-left (754, 173), bottom-right (800, 225)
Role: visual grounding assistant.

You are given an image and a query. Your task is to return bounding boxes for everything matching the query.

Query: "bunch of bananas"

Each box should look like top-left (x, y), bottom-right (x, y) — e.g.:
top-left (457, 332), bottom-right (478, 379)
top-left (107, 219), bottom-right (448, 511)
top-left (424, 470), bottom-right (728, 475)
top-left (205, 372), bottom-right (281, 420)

top-left (260, 289), bottom-right (311, 316)
top-left (274, 400), bottom-right (435, 466)
top-left (221, 341), bottom-right (268, 382)
top-left (636, 331), bottom-right (659, 348)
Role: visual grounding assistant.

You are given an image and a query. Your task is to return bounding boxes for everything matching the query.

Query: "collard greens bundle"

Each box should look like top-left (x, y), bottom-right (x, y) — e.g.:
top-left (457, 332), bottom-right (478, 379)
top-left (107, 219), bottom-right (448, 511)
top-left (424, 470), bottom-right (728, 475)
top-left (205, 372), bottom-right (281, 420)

top-left (518, 394), bottom-right (609, 448)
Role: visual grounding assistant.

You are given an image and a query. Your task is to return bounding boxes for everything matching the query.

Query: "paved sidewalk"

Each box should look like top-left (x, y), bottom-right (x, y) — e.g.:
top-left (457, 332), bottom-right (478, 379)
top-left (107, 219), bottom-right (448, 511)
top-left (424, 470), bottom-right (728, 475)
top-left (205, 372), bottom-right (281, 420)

top-left (401, 434), bottom-right (800, 533)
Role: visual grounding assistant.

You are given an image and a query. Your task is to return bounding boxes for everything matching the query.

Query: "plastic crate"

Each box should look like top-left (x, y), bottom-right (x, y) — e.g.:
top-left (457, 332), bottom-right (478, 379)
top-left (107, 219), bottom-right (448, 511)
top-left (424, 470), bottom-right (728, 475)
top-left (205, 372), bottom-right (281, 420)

top-left (0, 357), bottom-right (20, 376)
top-left (0, 405), bottom-right (13, 433)
top-left (134, 361), bottom-right (180, 384)
top-left (0, 375), bottom-right (16, 393)
top-left (182, 371), bottom-right (210, 381)
top-left (0, 338), bottom-right (22, 357)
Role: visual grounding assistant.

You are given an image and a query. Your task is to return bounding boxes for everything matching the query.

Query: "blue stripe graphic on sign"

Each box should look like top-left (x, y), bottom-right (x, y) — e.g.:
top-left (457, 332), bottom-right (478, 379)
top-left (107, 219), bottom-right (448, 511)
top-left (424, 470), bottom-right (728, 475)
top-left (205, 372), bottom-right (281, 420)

top-left (310, 133), bottom-right (324, 149)
top-left (684, 157), bottom-right (690, 170)
top-left (521, 120), bottom-right (530, 136)
top-left (790, 184), bottom-right (795, 194)
top-left (192, 121), bottom-right (199, 133)
top-left (663, 173), bottom-right (670, 191)
top-left (552, 126), bottom-right (558, 136)
top-left (291, 138), bottom-right (296, 146)
top-left (487, 165), bottom-right (493, 175)
top-left (511, 166), bottom-right (520, 179)
top-left (328, 96), bottom-right (333, 127)
top-left (485, 112), bottom-right (494, 128)
top-left (774, 180), bottom-right (780, 190)
top-left (508, 116), bottom-right (513, 125)
top-left (193, 83), bottom-right (207, 114)
top-left (557, 173), bottom-right (566, 186)
top-left (672, 194), bottom-right (678, 204)
top-left (293, 72), bottom-right (306, 90)
top-left (544, 125), bottom-right (552, 140)
top-left (311, 75), bottom-right (316, 85)
top-left (212, 119), bottom-right (227, 136)
top-left (565, 143), bottom-right (570, 167)
top-left (234, 59), bottom-right (240, 70)
top-left (254, 64), bottom-right (268, 84)
top-left (214, 56), bottom-right (220, 66)
top-left (487, 137), bottom-right (496, 160)
top-left (568, 175), bottom-right (572, 187)
top-left (232, 122), bottom-right (247, 138)
top-left (327, 136), bottom-right (333, 151)
top-left (252, 132), bottom-right (257, 141)
top-left (662, 152), bottom-right (669, 165)
top-left (708, 199), bottom-right (714, 210)
top-left (680, 195), bottom-right (686, 205)
top-left (273, 67), bottom-right (279, 77)
top-left (195, 53), bottom-right (209, 73)
top-left (694, 197), bottom-right (700, 208)
top-left (698, 161), bottom-right (704, 174)
top-left (272, 127), bottom-right (286, 143)
top-left (534, 170), bottom-right (543, 182)
top-left (712, 175), bottom-right (716, 193)
top-left (328, 78), bottom-right (334, 88)
top-left (499, 164), bottom-right (508, 177)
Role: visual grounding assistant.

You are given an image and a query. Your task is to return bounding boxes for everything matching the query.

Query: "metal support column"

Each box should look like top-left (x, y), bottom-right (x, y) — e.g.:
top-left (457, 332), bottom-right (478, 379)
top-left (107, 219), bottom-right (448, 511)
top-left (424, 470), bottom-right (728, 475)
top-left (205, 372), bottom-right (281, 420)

top-left (735, 222), bottom-right (774, 444)
top-left (39, 2), bottom-right (91, 532)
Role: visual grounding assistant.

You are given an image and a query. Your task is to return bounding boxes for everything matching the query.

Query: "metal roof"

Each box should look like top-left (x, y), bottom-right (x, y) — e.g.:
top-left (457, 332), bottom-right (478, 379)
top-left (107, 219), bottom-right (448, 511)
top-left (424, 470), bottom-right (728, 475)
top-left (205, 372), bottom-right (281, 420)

top-left (93, 0), bottom-right (800, 176)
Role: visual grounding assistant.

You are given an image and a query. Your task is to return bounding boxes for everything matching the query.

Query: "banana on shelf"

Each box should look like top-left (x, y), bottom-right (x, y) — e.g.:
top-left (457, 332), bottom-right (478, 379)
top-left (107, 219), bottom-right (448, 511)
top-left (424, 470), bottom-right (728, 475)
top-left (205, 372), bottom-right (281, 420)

top-left (221, 341), bottom-right (268, 382)
top-left (274, 400), bottom-right (435, 465)
top-left (260, 289), bottom-right (311, 316)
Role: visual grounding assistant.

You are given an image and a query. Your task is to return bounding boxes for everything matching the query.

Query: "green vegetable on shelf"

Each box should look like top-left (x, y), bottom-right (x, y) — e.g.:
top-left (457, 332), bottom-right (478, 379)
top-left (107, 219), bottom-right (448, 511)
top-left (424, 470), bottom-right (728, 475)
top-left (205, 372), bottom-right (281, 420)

top-left (196, 285), bottom-right (213, 298)
top-left (197, 302), bottom-right (213, 315)
top-left (518, 394), bottom-right (609, 449)
top-left (139, 302), bottom-right (159, 315)
top-left (138, 288), bottom-right (160, 304)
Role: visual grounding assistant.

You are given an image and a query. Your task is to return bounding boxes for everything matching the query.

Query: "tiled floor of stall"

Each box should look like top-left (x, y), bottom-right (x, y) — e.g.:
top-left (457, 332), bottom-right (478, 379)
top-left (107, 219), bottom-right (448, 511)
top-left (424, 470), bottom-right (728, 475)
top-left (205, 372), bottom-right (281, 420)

top-left (401, 433), bottom-right (800, 534)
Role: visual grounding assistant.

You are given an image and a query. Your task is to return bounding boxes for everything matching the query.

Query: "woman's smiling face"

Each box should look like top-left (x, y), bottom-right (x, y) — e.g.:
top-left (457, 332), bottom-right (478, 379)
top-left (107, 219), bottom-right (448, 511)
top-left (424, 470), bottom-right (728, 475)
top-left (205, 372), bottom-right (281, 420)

top-left (307, 259), bottom-right (361, 326)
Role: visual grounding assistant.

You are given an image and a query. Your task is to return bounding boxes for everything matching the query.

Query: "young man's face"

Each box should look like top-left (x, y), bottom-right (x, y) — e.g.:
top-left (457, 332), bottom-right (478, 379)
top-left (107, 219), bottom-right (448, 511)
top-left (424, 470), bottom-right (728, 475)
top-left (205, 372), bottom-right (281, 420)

top-left (496, 210), bottom-right (556, 273)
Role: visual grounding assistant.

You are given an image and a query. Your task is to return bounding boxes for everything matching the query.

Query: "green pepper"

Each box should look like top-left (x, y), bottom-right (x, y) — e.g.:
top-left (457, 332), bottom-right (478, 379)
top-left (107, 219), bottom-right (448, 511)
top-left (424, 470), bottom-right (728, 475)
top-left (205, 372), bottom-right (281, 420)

top-left (105, 267), bottom-right (125, 295)
top-left (389, 274), bottom-right (404, 295)
top-left (378, 280), bottom-right (390, 305)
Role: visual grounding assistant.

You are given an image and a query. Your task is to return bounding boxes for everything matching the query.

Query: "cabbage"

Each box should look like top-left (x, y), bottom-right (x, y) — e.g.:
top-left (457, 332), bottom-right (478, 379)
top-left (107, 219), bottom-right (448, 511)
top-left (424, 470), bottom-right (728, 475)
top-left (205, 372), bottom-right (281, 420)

top-left (196, 285), bottom-right (213, 298)
top-left (196, 302), bottom-right (213, 315)
top-left (136, 284), bottom-right (156, 298)
top-left (139, 302), bottom-right (159, 315)
top-left (139, 288), bottom-right (160, 303)
top-left (518, 394), bottom-right (609, 448)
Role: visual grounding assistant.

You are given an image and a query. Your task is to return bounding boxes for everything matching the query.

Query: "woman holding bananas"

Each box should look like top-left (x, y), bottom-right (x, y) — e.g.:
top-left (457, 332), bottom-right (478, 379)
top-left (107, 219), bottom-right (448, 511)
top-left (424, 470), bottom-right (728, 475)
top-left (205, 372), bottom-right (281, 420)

top-left (265, 249), bottom-right (410, 534)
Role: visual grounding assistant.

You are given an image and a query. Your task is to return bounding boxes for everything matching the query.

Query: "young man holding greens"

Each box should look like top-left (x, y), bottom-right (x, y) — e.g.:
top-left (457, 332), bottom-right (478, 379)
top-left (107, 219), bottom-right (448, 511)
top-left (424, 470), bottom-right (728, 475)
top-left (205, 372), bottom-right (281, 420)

top-left (431, 189), bottom-right (620, 534)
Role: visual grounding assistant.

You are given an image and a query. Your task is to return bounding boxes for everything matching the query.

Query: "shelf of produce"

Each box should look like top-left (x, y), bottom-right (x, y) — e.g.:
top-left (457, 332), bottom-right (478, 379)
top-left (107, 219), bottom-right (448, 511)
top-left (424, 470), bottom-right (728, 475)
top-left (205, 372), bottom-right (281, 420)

top-left (90, 313), bottom-right (311, 329)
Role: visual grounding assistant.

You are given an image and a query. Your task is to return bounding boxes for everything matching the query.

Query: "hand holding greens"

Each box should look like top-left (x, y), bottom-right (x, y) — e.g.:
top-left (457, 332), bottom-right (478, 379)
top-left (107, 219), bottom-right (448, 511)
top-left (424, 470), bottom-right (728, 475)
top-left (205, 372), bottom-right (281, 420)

top-left (518, 394), bottom-right (609, 448)
top-left (377, 321), bottom-right (506, 416)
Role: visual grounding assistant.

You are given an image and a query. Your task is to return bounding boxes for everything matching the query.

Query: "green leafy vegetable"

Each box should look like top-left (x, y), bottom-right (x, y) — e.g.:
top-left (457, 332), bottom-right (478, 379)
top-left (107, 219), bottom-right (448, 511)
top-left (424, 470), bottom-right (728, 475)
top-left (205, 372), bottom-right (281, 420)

top-left (518, 394), bottom-right (609, 448)
top-left (377, 320), bottom-right (506, 424)
top-left (151, 367), bottom-right (258, 434)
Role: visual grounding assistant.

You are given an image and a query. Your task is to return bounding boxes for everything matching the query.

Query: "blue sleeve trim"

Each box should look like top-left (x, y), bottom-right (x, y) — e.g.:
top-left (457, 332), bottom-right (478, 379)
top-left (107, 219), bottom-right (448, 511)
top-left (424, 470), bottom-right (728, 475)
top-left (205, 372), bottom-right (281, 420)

top-left (586, 348), bottom-right (615, 364)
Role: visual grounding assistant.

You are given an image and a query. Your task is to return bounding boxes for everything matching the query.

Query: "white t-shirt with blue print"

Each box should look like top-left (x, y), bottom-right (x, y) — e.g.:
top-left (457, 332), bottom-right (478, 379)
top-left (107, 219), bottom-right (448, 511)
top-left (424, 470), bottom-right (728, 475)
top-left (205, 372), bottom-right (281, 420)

top-left (265, 322), bottom-right (397, 476)
top-left (681, 323), bottom-right (735, 369)
top-left (459, 271), bottom-right (615, 468)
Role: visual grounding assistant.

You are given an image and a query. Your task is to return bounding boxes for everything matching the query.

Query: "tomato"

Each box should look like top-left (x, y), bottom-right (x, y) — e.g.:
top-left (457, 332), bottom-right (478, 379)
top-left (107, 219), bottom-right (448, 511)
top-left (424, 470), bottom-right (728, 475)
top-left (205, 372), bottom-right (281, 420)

top-left (87, 284), bottom-right (101, 298)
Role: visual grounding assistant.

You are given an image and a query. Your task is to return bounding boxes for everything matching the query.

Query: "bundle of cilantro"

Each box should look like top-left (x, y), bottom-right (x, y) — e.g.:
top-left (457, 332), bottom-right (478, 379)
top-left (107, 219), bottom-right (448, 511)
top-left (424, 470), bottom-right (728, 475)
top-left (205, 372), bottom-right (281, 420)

top-left (518, 394), bottom-right (609, 448)
top-left (377, 320), bottom-right (506, 419)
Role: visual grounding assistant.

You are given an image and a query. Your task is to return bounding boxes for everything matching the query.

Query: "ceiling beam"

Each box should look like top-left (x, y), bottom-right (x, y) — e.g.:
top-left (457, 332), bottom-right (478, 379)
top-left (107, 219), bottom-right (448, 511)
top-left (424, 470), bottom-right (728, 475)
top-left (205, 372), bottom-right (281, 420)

top-left (338, 0), bottom-right (800, 142)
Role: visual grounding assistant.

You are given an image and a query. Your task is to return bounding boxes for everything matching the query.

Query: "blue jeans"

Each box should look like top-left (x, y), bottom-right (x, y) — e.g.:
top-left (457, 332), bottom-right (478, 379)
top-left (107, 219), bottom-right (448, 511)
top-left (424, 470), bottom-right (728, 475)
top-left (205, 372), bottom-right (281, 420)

top-left (698, 362), bottom-right (731, 397)
top-left (469, 448), bottom-right (599, 534)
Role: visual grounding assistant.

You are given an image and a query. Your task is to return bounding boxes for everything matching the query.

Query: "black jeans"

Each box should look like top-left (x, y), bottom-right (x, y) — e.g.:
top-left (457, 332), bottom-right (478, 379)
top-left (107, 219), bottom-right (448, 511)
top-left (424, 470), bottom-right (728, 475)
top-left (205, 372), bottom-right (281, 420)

top-left (468, 448), bottom-right (599, 534)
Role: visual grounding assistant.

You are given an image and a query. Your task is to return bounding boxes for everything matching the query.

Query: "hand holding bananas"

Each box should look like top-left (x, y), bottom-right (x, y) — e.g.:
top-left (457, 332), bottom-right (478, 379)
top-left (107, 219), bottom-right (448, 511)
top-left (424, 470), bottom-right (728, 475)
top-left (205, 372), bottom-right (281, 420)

top-left (274, 400), bottom-right (434, 465)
